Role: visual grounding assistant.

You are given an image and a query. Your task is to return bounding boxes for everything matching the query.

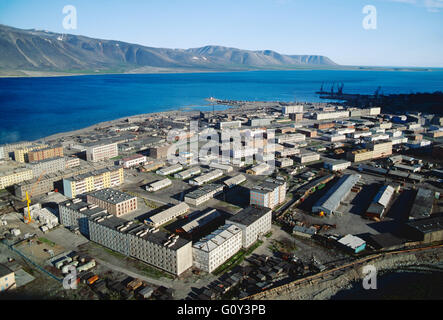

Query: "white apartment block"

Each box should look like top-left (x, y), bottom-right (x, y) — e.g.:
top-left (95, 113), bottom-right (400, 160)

top-left (88, 213), bottom-right (192, 275)
top-left (192, 224), bottom-right (242, 273)
top-left (85, 142), bottom-right (118, 162)
top-left (226, 206), bottom-right (272, 248)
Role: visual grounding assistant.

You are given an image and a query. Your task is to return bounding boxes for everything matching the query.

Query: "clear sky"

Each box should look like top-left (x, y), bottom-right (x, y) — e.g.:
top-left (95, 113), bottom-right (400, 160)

top-left (0, 0), bottom-right (442, 67)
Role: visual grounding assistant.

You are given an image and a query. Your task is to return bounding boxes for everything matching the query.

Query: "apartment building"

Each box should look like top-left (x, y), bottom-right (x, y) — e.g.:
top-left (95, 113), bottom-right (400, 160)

top-left (28, 146), bottom-right (64, 162)
top-left (294, 152), bottom-right (320, 164)
top-left (87, 188), bottom-right (137, 217)
top-left (65, 156), bottom-right (81, 169)
top-left (192, 224), bottom-right (243, 273)
top-left (85, 141), bottom-right (118, 162)
top-left (218, 121), bottom-right (242, 130)
top-left (226, 206), bottom-right (272, 248)
top-left (88, 213), bottom-right (192, 275)
top-left (0, 141), bottom-right (34, 160)
top-left (250, 179), bottom-right (286, 209)
top-left (26, 157), bottom-right (65, 177)
top-left (0, 167), bottom-right (33, 189)
top-left (62, 166), bottom-right (124, 198)
top-left (13, 144), bottom-right (48, 163)
top-left (149, 144), bottom-right (171, 159)
top-left (314, 111), bottom-right (350, 121)
top-left (282, 105), bottom-right (303, 115)
top-left (58, 198), bottom-right (107, 237)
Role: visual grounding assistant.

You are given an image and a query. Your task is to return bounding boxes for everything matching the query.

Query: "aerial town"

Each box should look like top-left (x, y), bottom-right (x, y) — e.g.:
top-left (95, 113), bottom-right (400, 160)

top-left (0, 100), bottom-right (442, 300)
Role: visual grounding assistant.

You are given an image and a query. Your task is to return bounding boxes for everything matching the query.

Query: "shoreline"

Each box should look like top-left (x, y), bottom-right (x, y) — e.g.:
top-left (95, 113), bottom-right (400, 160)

top-left (0, 66), bottom-right (440, 79)
top-left (250, 245), bottom-right (443, 300)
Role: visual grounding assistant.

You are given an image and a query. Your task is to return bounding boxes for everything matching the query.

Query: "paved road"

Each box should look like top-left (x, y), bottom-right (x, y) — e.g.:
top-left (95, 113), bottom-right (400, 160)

top-left (94, 257), bottom-right (173, 288)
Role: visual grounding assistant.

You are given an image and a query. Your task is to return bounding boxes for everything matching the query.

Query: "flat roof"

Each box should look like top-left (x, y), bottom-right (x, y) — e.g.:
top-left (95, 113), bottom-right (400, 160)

top-left (405, 214), bottom-right (443, 234)
top-left (0, 264), bottom-right (13, 278)
top-left (90, 212), bottom-right (190, 250)
top-left (60, 198), bottom-right (108, 217)
top-left (185, 184), bottom-right (224, 199)
top-left (313, 174), bottom-right (361, 214)
top-left (88, 188), bottom-right (135, 204)
top-left (227, 206), bottom-right (271, 226)
top-left (193, 224), bottom-right (241, 252)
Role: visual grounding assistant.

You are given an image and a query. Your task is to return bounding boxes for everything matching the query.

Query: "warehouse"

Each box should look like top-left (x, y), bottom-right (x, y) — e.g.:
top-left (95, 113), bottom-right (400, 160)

top-left (146, 202), bottom-right (190, 227)
top-left (189, 169), bottom-right (223, 186)
top-left (365, 185), bottom-right (395, 220)
top-left (174, 167), bottom-right (201, 180)
top-left (156, 164), bottom-right (183, 176)
top-left (192, 224), bottom-right (243, 273)
top-left (323, 158), bottom-right (351, 172)
top-left (312, 174), bottom-right (361, 216)
top-left (409, 188), bottom-right (436, 220)
top-left (184, 184), bottom-right (224, 206)
top-left (146, 178), bottom-right (172, 192)
top-left (223, 174), bottom-right (246, 188)
top-left (246, 163), bottom-right (271, 175)
top-left (178, 209), bottom-right (222, 235)
top-left (226, 206), bottom-right (272, 248)
top-left (294, 152), bottom-right (320, 164)
top-left (402, 214), bottom-right (443, 243)
top-left (208, 162), bottom-right (233, 173)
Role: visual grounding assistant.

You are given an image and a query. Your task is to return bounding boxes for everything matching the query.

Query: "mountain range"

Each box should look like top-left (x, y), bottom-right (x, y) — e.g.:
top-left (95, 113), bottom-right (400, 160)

top-left (0, 24), bottom-right (337, 76)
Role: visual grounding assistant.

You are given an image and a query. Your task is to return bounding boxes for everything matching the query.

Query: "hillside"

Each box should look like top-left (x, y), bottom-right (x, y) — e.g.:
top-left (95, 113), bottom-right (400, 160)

top-left (0, 24), bottom-right (337, 76)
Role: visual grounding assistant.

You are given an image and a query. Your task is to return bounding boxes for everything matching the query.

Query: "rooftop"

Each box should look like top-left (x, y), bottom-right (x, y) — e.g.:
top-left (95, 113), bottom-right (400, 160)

top-left (0, 264), bottom-right (13, 278)
top-left (88, 188), bottom-right (135, 204)
top-left (193, 224), bottom-right (241, 252)
top-left (227, 205), bottom-right (271, 226)
top-left (185, 184), bottom-right (224, 199)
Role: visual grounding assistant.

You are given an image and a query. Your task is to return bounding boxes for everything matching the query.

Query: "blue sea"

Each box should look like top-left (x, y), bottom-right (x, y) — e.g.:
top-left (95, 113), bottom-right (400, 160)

top-left (1, 70), bottom-right (443, 144)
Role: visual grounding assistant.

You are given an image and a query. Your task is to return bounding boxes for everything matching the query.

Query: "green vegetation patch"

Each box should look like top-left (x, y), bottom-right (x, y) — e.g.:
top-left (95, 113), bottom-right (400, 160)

top-left (37, 237), bottom-right (56, 247)
top-left (213, 240), bottom-right (263, 276)
top-left (139, 264), bottom-right (174, 280)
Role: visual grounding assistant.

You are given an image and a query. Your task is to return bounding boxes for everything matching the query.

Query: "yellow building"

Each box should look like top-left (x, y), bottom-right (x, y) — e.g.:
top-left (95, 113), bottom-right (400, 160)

top-left (62, 167), bottom-right (124, 198)
top-left (14, 144), bottom-right (48, 163)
